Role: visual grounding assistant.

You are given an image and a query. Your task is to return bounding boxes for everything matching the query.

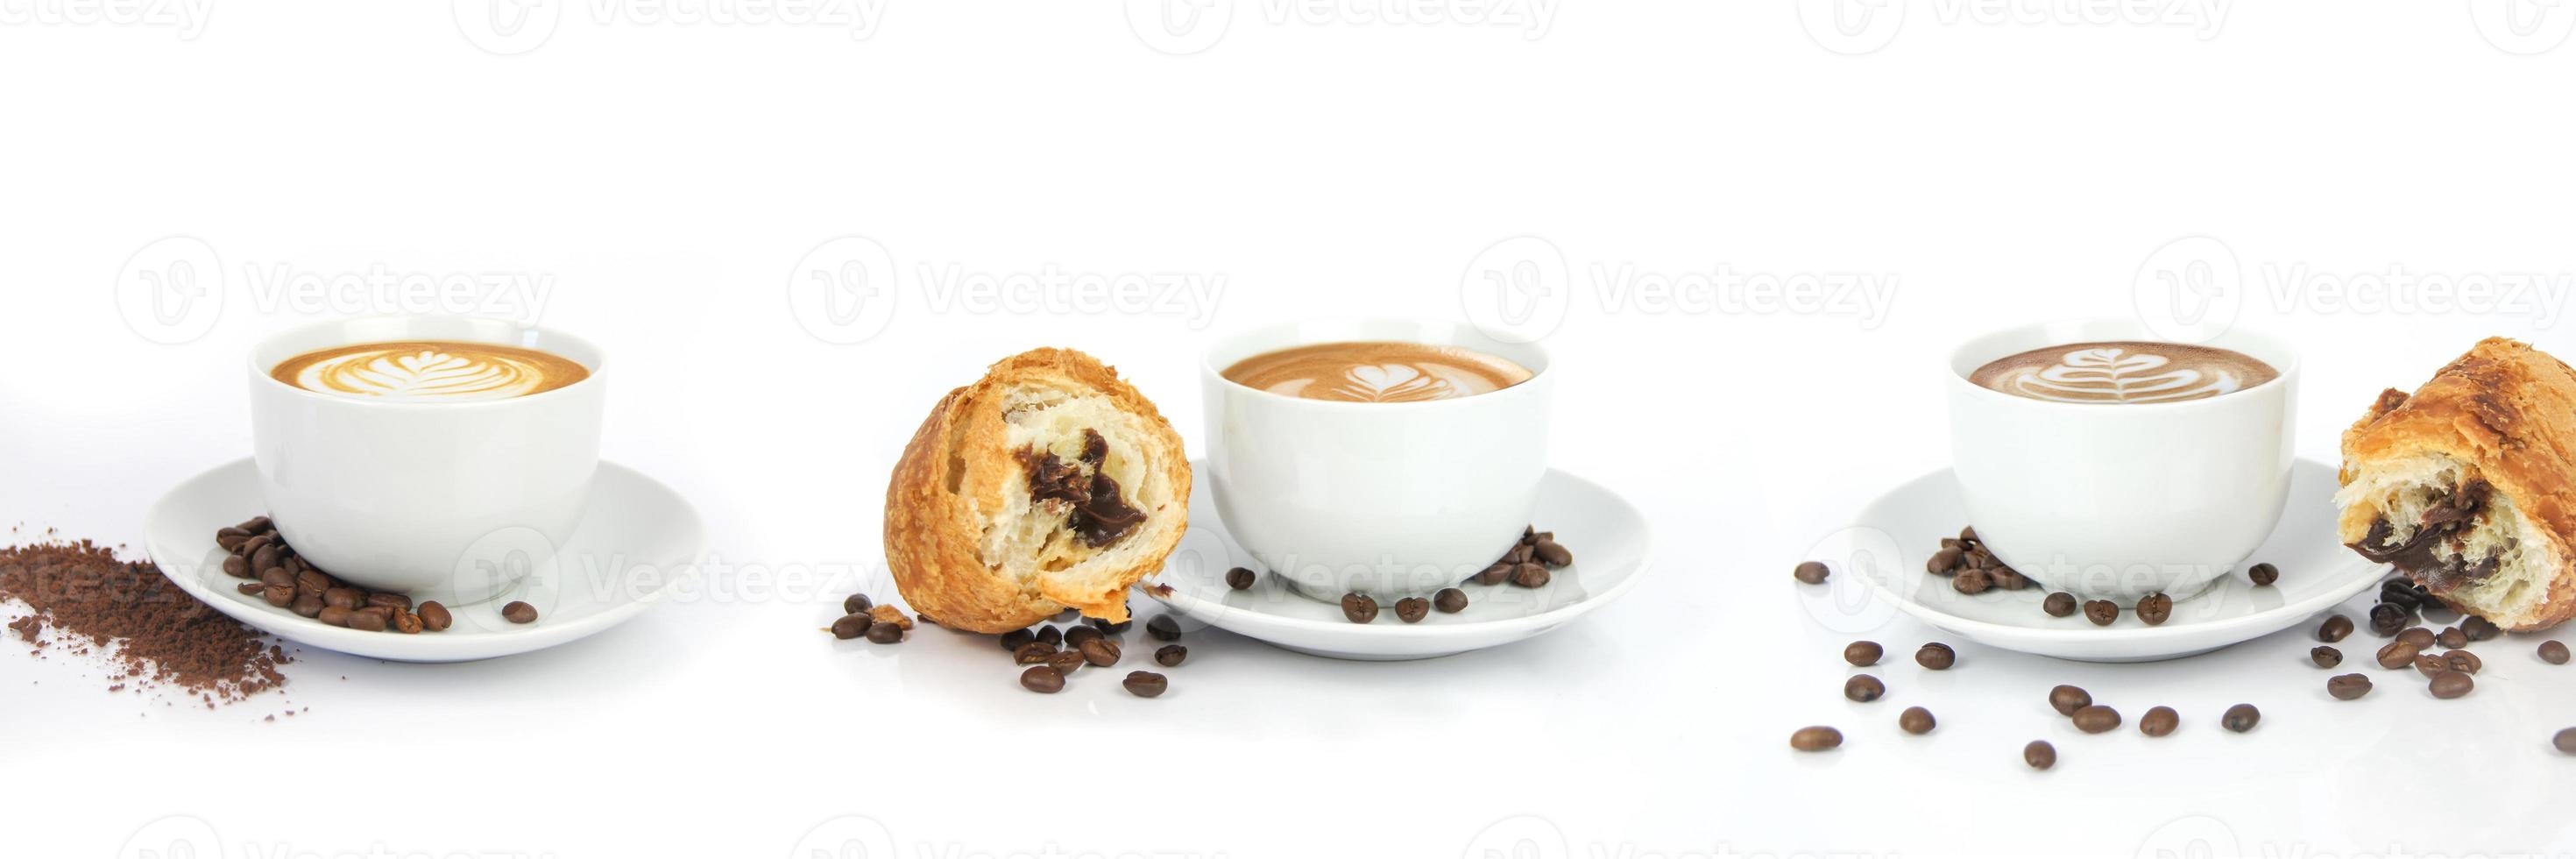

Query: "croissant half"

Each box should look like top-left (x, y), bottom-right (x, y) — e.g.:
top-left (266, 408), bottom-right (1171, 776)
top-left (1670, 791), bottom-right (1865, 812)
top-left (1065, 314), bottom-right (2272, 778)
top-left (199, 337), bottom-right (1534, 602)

top-left (2335, 337), bottom-right (2576, 630)
top-left (883, 348), bottom-right (1191, 634)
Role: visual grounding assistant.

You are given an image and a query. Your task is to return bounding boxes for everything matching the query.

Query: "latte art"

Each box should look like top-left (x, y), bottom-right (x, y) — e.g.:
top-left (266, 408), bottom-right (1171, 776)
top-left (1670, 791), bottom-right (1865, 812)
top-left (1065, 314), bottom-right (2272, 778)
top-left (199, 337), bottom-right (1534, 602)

top-left (1223, 341), bottom-right (1532, 403)
top-left (1971, 340), bottom-right (2277, 405)
top-left (272, 340), bottom-right (589, 402)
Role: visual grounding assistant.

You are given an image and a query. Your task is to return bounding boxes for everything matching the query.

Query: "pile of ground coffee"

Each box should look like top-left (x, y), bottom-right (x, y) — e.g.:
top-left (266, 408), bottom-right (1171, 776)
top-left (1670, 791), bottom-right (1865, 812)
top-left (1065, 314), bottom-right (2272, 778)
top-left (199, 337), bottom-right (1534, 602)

top-left (1, 532), bottom-right (289, 707)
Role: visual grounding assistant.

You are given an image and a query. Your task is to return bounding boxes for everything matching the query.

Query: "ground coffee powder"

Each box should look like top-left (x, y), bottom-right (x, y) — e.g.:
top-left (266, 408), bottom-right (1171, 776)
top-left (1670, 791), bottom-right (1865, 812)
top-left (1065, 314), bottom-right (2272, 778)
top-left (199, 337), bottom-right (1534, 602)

top-left (1, 531), bottom-right (289, 708)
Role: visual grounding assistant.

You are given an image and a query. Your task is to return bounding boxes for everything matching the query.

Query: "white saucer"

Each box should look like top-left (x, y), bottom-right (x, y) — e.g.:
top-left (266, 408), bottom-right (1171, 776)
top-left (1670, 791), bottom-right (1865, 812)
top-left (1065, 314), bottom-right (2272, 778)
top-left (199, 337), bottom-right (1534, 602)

top-left (143, 458), bottom-right (703, 663)
top-left (1808, 458), bottom-right (2380, 663)
top-left (1141, 462), bottom-right (1651, 661)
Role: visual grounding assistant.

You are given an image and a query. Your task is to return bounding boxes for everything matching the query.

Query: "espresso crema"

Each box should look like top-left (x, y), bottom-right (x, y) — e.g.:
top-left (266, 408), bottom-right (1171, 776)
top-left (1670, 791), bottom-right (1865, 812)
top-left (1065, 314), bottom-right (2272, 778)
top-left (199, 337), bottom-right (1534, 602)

top-left (271, 340), bottom-right (589, 402)
top-left (1222, 341), bottom-right (1532, 403)
top-left (1970, 340), bottom-right (2276, 405)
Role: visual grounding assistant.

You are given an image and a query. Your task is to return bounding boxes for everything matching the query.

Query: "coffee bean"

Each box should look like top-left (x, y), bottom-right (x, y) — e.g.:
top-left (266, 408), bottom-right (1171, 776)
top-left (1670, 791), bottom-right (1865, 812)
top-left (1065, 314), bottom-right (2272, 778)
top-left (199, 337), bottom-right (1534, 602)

top-left (1878, 706), bottom-right (1928, 736)
top-left (1533, 540), bottom-right (1573, 567)
top-left (2465, 615), bottom-right (2502, 642)
top-left (261, 584), bottom-right (294, 608)
top-left (1394, 598), bottom-right (1430, 623)
top-left (865, 621), bottom-right (902, 644)
top-left (2412, 653), bottom-right (2448, 678)
top-left (2395, 627), bottom-right (2433, 650)
top-left (2140, 706), bottom-right (2179, 737)
top-left (842, 593), bottom-right (872, 614)
top-left (1794, 561), bottom-right (1830, 585)
top-left (293, 594), bottom-right (323, 618)
top-left (2221, 703), bottom-right (2261, 732)
top-left (831, 614), bottom-right (873, 640)
top-left (249, 545), bottom-right (280, 579)
top-left (2083, 600), bottom-right (2118, 626)
top-left (2369, 603), bottom-right (2410, 636)
top-left (234, 581), bottom-right (262, 597)
top-left (2023, 741), bottom-right (2056, 770)
top-left (1155, 644), bottom-right (1186, 667)
top-left (258, 568), bottom-right (294, 591)
top-left (393, 612), bottom-right (423, 634)
top-left (1045, 650), bottom-right (1085, 674)
top-left (2043, 592), bottom-right (2077, 618)
top-left (1914, 642), bottom-right (1956, 670)
top-left (1146, 615), bottom-right (1182, 641)
top-left (2556, 728), bottom-right (2576, 755)
top-left (1511, 563), bottom-right (1551, 588)
top-left (2318, 614), bottom-right (2353, 642)
top-left (1089, 615), bottom-right (1133, 635)
top-left (2430, 671), bottom-right (2474, 699)
top-left (501, 601), bottom-right (539, 624)
top-left (2136, 593), bottom-right (2173, 626)
top-left (1475, 564), bottom-right (1511, 586)
top-left (295, 570), bottom-right (330, 594)
top-left (1844, 674), bottom-right (1885, 703)
top-left (1928, 548), bottom-right (1963, 575)
top-left (221, 555), bottom-right (250, 579)
top-left (2311, 646), bottom-right (2342, 669)
top-left (1789, 727), bottom-right (1842, 751)
top-left (1341, 593), bottom-right (1378, 623)
top-left (2541, 640), bottom-right (2570, 665)
top-left (2435, 627), bottom-right (2466, 650)
top-left (1014, 642), bottom-right (1057, 664)
top-left (216, 528), bottom-right (251, 552)
top-left (2071, 705), bottom-right (2120, 734)
top-left (1036, 625), bottom-right (1062, 647)
top-left (2048, 685), bottom-right (2091, 716)
top-left (1504, 543), bottom-right (1533, 564)
top-left (1019, 666), bottom-right (1065, 693)
top-left (1992, 567), bottom-right (2031, 590)
top-left (2446, 650), bottom-right (2482, 674)
top-left (2376, 641), bottom-right (2422, 670)
top-left (1122, 671), bottom-right (1169, 698)
top-left (2248, 563), bottom-right (2279, 586)
top-left (1434, 587), bottom-right (1468, 614)
top-left (1952, 568), bottom-right (1991, 595)
top-left (345, 609), bottom-right (387, 632)
top-left (1001, 628), bottom-right (1036, 650)
top-left (1226, 567), bottom-right (1256, 590)
top-left (322, 587), bottom-right (360, 611)
top-left (317, 606), bottom-right (352, 627)
top-left (1079, 637), bottom-right (1122, 667)
top-left (2328, 673), bottom-right (2372, 700)
top-left (365, 593), bottom-right (411, 611)
top-left (1843, 641), bottom-right (1883, 667)
top-left (417, 601), bottom-right (452, 631)
top-left (1065, 624), bottom-right (1103, 648)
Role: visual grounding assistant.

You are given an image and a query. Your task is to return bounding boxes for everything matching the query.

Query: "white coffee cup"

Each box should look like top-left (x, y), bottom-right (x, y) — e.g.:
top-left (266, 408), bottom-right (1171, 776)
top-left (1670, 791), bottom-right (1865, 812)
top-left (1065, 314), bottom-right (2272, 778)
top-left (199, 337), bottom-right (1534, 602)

top-left (248, 316), bottom-right (606, 600)
top-left (1201, 319), bottom-right (1553, 601)
top-left (1946, 320), bottom-right (2299, 602)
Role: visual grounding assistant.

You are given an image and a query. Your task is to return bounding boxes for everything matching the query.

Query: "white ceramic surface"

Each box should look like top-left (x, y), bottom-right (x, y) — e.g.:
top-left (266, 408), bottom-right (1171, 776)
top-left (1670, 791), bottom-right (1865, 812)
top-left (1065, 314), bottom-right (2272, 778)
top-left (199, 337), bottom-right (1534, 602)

top-left (1143, 461), bottom-right (1647, 660)
top-left (144, 458), bottom-right (700, 663)
top-left (1946, 320), bottom-right (2301, 601)
top-left (1200, 318), bottom-right (1553, 600)
top-left (1819, 458), bottom-right (2381, 662)
top-left (248, 316), bottom-right (607, 596)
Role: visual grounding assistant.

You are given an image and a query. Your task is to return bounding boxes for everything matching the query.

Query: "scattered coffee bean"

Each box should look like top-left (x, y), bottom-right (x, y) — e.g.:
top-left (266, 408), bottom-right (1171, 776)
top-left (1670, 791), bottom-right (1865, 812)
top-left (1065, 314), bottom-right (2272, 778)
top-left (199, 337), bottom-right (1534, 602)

top-left (2541, 640), bottom-right (2570, 665)
top-left (2140, 706), bottom-right (2179, 736)
top-left (2397, 628), bottom-right (2435, 650)
top-left (2446, 650), bottom-right (2481, 674)
top-left (2327, 673), bottom-right (2372, 700)
top-left (1013, 642), bottom-right (1057, 665)
top-left (2136, 593), bottom-right (2173, 626)
top-left (2412, 653), bottom-right (2449, 678)
top-left (2465, 615), bottom-right (2502, 642)
top-left (344, 609), bottom-right (387, 632)
top-left (1474, 564), bottom-right (1511, 586)
top-left (1001, 628), bottom-right (1036, 650)
top-left (2436, 627), bottom-right (2467, 650)
top-left (1789, 727), bottom-right (1842, 751)
top-left (831, 614), bottom-right (873, 640)
top-left (1226, 567), bottom-right (1256, 590)
top-left (1341, 593), bottom-right (1378, 624)
top-left (1914, 642), bottom-right (1956, 670)
top-left (2248, 563), bottom-right (2278, 586)
top-left (317, 606), bottom-right (352, 627)
top-left (292, 594), bottom-right (323, 618)
top-left (1844, 641), bottom-right (1883, 666)
top-left (295, 570), bottom-right (329, 594)
top-left (1533, 540), bottom-right (1573, 567)
top-left (1122, 671), bottom-right (1169, 698)
top-left (2221, 703), bottom-right (2261, 732)
top-left (2318, 614), bottom-right (2353, 642)
top-left (1019, 666), bottom-right (1065, 693)
top-left (2049, 685), bottom-right (2091, 716)
top-left (2083, 600), bottom-right (2118, 626)
top-left (1146, 615), bottom-right (1182, 642)
top-left (261, 585), bottom-right (294, 608)
top-left (1155, 644), bottom-right (1186, 667)
top-left (1065, 624), bottom-right (1102, 648)
top-left (1394, 598), bottom-right (1430, 623)
top-left (2023, 741), bottom-right (2056, 770)
top-left (1794, 561), bottom-right (1830, 585)
top-left (1844, 674), bottom-right (1885, 703)
top-left (365, 593), bottom-right (411, 611)
top-left (2042, 592), bottom-right (2077, 618)
top-left (501, 601), bottom-right (538, 624)
top-left (418, 601), bottom-right (452, 631)
top-left (233, 581), bottom-right (262, 597)
top-left (1078, 637), bottom-right (1122, 667)
top-left (1045, 650), bottom-right (1085, 674)
top-left (1927, 548), bottom-right (1963, 576)
top-left (1952, 568), bottom-right (1991, 595)
top-left (2430, 671), bottom-right (2474, 699)
top-left (1034, 625), bottom-right (1063, 647)
top-left (322, 587), bottom-right (359, 611)
top-left (1898, 706), bottom-right (1935, 735)
top-left (2311, 646), bottom-right (2342, 669)
top-left (393, 612), bottom-right (423, 634)
top-left (864, 621), bottom-right (902, 644)
top-left (842, 593), bottom-right (871, 614)
top-left (1511, 563), bottom-right (1551, 588)
top-left (1433, 587), bottom-right (1468, 614)
top-left (2556, 728), bottom-right (2576, 755)
top-left (2071, 705), bottom-right (2121, 734)
top-left (258, 568), bottom-right (294, 590)
top-left (2369, 603), bottom-right (2410, 636)
top-left (2376, 641), bottom-right (2422, 670)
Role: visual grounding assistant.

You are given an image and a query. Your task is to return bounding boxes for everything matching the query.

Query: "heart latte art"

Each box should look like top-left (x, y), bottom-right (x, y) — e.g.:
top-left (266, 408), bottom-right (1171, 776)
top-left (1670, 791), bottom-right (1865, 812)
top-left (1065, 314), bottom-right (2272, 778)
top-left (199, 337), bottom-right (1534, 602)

top-left (1970, 340), bottom-right (2277, 405)
top-left (1222, 341), bottom-right (1533, 403)
top-left (271, 340), bottom-right (590, 402)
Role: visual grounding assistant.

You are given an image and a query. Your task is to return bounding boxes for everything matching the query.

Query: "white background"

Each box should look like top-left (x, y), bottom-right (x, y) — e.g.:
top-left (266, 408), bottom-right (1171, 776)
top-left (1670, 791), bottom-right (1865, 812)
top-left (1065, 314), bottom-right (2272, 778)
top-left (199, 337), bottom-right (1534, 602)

top-left (6, 1), bottom-right (2576, 856)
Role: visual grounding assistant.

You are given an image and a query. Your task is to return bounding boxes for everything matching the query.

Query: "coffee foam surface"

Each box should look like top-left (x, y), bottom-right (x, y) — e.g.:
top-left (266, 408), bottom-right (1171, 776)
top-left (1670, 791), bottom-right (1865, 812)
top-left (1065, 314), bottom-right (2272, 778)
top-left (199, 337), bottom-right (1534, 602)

top-left (271, 340), bottom-right (588, 402)
top-left (1222, 341), bottom-right (1532, 403)
top-left (1970, 340), bottom-right (2276, 404)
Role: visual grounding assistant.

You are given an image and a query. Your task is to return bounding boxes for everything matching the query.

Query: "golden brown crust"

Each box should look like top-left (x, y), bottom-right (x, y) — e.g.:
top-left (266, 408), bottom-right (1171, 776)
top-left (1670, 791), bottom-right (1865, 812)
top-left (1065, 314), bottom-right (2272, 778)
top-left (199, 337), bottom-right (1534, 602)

top-left (2339, 337), bottom-right (2576, 629)
top-left (882, 348), bottom-right (1190, 634)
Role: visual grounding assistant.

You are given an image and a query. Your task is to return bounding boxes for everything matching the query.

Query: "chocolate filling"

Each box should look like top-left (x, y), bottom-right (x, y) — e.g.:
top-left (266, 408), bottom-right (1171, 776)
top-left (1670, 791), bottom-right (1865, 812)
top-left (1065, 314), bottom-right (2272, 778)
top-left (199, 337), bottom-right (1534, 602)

top-left (1016, 429), bottom-right (1144, 550)
top-left (2349, 479), bottom-right (2500, 589)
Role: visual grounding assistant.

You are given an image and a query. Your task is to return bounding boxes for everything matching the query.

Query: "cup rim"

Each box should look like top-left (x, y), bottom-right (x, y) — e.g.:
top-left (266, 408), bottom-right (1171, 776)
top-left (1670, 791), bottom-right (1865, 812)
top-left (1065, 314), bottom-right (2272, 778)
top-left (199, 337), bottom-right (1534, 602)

top-left (1944, 319), bottom-right (2300, 411)
top-left (248, 314), bottom-right (607, 409)
top-left (1199, 317), bottom-right (1553, 410)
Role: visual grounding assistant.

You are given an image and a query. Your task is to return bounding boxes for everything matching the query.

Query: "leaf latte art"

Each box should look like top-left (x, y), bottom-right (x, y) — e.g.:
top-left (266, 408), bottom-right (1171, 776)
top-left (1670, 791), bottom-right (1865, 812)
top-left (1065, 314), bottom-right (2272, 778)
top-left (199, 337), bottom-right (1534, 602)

top-left (1969, 340), bottom-right (2277, 405)
top-left (271, 340), bottom-right (589, 402)
top-left (1221, 341), bottom-right (1533, 403)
